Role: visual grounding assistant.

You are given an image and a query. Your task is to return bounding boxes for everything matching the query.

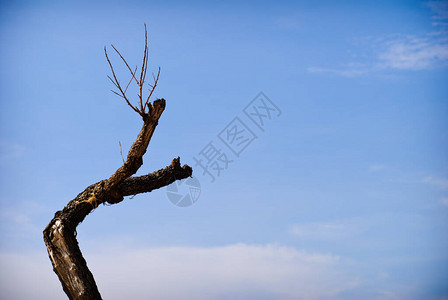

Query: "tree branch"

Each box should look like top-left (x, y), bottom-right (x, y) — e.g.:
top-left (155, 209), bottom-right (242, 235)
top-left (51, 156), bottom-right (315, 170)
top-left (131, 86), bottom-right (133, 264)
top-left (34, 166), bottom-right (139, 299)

top-left (104, 23), bottom-right (160, 119)
top-left (95, 98), bottom-right (166, 204)
top-left (104, 48), bottom-right (140, 114)
top-left (118, 157), bottom-right (192, 196)
top-left (144, 67), bottom-right (160, 112)
top-left (43, 158), bottom-right (192, 299)
top-left (44, 25), bottom-right (192, 299)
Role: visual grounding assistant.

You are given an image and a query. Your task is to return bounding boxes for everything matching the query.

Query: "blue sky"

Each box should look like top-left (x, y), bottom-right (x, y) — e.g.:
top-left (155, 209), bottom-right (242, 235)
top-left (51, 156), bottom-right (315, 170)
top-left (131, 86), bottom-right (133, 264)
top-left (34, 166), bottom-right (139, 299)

top-left (0, 0), bottom-right (447, 299)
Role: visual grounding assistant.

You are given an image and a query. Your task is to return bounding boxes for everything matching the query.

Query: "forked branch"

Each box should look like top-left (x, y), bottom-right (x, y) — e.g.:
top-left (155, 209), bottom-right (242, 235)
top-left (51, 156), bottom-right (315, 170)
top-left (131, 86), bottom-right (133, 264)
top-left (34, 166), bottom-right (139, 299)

top-left (104, 23), bottom-right (160, 118)
top-left (44, 25), bottom-right (193, 300)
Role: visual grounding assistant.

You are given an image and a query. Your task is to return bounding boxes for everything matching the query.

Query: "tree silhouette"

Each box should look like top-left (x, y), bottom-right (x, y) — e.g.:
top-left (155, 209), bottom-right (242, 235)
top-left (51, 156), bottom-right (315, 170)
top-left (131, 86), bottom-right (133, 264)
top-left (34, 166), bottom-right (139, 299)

top-left (43, 25), bottom-right (192, 299)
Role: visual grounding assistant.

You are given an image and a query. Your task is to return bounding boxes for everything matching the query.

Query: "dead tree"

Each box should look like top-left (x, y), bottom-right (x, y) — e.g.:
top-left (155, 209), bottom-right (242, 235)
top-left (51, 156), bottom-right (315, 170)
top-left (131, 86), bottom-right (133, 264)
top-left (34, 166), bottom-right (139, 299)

top-left (43, 25), bottom-right (192, 299)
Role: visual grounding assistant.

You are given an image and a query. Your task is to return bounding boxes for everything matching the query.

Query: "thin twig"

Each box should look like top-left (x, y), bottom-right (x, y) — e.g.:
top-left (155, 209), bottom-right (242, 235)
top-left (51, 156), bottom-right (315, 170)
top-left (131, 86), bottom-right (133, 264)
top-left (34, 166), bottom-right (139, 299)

top-left (111, 90), bottom-right (124, 98)
top-left (111, 45), bottom-right (139, 85)
top-left (144, 67), bottom-right (160, 111)
top-left (104, 47), bottom-right (140, 115)
top-left (105, 24), bottom-right (160, 117)
top-left (142, 24), bottom-right (149, 87)
top-left (124, 66), bottom-right (138, 94)
top-left (138, 24), bottom-right (149, 112)
top-left (119, 141), bottom-right (125, 163)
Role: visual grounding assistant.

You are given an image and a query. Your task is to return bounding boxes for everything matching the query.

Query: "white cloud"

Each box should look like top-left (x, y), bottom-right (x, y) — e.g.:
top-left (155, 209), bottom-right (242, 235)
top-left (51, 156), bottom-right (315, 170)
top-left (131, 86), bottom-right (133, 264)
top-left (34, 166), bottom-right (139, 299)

top-left (426, 1), bottom-right (448, 26)
top-left (0, 244), bottom-right (360, 300)
top-left (308, 3), bottom-right (448, 76)
top-left (308, 34), bottom-right (448, 76)
top-left (274, 15), bottom-right (302, 30)
top-left (440, 197), bottom-right (448, 206)
top-left (0, 200), bottom-right (48, 239)
top-left (291, 218), bottom-right (369, 241)
top-left (378, 35), bottom-right (448, 70)
top-left (423, 176), bottom-right (448, 189)
top-left (0, 140), bottom-right (25, 163)
top-left (307, 66), bottom-right (369, 78)
top-left (0, 252), bottom-right (66, 300)
top-left (369, 164), bottom-right (387, 172)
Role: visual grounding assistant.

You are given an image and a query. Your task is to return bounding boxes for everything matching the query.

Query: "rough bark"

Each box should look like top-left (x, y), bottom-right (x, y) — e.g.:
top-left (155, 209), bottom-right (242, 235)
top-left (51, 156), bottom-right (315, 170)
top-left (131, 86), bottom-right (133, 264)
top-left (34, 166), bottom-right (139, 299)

top-left (43, 98), bottom-right (192, 299)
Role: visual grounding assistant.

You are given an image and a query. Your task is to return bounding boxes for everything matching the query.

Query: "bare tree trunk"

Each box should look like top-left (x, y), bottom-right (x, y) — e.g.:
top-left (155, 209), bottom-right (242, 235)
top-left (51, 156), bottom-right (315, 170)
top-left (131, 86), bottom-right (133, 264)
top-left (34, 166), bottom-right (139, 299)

top-left (43, 157), bottom-right (191, 299)
top-left (43, 27), bottom-right (193, 299)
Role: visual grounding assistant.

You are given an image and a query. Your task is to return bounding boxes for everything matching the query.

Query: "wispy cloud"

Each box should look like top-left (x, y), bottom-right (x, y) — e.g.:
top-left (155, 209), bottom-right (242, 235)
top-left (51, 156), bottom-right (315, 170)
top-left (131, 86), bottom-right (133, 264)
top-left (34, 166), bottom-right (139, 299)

top-left (94, 244), bottom-right (359, 300)
top-left (0, 140), bottom-right (25, 163)
top-left (427, 1), bottom-right (448, 26)
top-left (0, 244), bottom-right (360, 300)
top-left (274, 14), bottom-right (302, 30)
top-left (422, 176), bottom-right (448, 189)
top-left (308, 2), bottom-right (448, 76)
top-left (0, 200), bottom-right (49, 242)
top-left (440, 197), bottom-right (448, 206)
top-left (309, 34), bottom-right (448, 77)
top-left (291, 218), bottom-right (369, 241)
top-left (369, 164), bottom-right (388, 172)
top-left (307, 66), bottom-right (370, 78)
top-left (377, 35), bottom-right (448, 70)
